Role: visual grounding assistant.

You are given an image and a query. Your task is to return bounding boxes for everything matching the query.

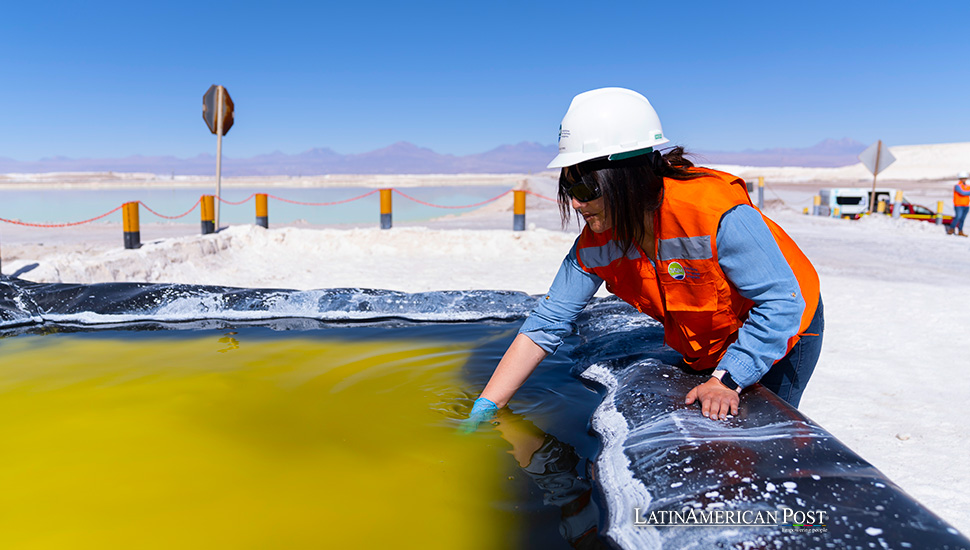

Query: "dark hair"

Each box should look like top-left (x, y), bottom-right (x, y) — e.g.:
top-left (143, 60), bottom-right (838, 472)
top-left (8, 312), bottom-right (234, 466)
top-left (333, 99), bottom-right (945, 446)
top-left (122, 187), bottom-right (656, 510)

top-left (558, 146), bottom-right (706, 253)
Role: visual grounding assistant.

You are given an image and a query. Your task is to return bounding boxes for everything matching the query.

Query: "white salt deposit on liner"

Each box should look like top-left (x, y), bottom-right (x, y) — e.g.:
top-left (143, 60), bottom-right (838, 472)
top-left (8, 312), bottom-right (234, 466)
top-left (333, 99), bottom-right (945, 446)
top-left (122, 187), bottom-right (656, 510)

top-left (0, 314), bottom-right (43, 330)
top-left (581, 364), bottom-right (661, 550)
top-left (19, 287), bottom-right (538, 327)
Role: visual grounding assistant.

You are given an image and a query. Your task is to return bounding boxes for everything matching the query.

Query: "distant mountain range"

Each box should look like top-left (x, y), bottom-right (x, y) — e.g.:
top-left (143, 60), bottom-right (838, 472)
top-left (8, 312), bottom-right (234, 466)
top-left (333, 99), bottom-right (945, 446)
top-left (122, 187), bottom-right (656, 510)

top-left (691, 138), bottom-right (868, 168)
top-left (0, 139), bottom-right (867, 176)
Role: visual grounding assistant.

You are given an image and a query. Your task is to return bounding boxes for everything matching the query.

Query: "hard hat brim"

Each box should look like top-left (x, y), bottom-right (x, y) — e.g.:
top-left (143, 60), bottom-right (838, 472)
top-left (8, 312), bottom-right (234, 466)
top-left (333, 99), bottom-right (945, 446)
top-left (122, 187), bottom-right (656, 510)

top-left (546, 140), bottom-right (668, 169)
top-left (547, 151), bottom-right (596, 169)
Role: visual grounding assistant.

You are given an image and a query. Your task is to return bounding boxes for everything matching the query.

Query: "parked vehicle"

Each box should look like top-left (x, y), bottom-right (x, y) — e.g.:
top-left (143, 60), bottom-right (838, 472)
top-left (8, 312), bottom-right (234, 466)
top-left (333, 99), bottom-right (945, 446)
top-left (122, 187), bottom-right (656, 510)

top-left (818, 188), bottom-right (899, 219)
top-left (817, 188), bottom-right (953, 226)
top-left (887, 202), bottom-right (953, 226)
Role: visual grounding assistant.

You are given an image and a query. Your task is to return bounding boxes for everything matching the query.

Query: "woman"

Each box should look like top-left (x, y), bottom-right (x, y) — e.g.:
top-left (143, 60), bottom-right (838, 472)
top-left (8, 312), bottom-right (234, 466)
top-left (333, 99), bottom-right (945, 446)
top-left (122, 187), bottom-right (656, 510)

top-left (464, 87), bottom-right (822, 429)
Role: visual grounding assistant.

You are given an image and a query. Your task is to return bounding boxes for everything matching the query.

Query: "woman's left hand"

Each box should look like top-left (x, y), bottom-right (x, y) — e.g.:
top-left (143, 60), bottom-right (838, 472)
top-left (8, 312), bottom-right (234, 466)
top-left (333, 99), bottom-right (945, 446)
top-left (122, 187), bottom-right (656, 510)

top-left (685, 378), bottom-right (740, 420)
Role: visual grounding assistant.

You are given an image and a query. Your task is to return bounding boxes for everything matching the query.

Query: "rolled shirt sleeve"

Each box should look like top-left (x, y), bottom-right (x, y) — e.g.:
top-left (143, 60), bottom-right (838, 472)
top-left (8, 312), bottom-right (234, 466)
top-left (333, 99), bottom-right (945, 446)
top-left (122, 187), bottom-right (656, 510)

top-left (518, 240), bottom-right (603, 354)
top-left (715, 205), bottom-right (805, 388)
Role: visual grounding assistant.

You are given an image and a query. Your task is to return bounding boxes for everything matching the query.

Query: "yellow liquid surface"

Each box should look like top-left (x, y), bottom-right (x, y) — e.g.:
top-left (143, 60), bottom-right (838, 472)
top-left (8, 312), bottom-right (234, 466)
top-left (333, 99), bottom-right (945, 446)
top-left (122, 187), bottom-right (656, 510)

top-left (0, 330), bottom-right (518, 549)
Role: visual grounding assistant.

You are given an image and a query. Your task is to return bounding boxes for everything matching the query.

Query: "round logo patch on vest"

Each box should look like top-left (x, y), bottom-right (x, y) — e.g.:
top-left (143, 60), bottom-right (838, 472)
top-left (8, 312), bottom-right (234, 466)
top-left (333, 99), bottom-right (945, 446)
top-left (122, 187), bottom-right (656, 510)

top-left (667, 262), bottom-right (686, 280)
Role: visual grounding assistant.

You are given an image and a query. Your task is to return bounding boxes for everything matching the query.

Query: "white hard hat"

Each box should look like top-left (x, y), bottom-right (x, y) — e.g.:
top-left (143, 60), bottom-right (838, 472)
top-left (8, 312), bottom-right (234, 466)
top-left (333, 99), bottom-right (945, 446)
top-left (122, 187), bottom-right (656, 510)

top-left (959, 171), bottom-right (969, 179)
top-left (547, 87), bottom-right (670, 169)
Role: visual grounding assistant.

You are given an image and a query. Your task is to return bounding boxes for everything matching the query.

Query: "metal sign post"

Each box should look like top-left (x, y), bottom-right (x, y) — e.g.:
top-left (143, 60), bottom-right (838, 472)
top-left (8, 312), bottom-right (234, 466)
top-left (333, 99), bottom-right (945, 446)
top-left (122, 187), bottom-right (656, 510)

top-left (215, 86), bottom-right (224, 230)
top-left (202, 85), bottom-right (234, 232)
top-left (868, 140), bottom-right (881, 214)
top-left (858, 140), bottom-right (896, 214)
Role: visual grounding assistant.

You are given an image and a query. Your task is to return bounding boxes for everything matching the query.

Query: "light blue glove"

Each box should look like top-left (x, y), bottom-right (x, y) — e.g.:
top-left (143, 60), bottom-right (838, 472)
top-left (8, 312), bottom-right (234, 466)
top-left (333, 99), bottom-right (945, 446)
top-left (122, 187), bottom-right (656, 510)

top-left (458, 397), bottom-right (498, 434)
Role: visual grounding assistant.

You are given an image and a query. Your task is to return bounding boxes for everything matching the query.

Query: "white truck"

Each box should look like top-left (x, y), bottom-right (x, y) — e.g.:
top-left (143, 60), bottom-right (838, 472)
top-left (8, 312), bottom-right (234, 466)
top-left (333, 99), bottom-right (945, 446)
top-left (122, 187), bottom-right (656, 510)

top-left (818, 188), bottom-right (899, 219)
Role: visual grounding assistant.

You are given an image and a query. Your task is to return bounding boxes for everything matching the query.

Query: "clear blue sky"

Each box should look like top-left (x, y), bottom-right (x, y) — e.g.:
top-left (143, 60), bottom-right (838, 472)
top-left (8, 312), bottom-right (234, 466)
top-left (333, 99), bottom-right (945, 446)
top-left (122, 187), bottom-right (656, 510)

top-left (1, 0), bottom-right (967, 161)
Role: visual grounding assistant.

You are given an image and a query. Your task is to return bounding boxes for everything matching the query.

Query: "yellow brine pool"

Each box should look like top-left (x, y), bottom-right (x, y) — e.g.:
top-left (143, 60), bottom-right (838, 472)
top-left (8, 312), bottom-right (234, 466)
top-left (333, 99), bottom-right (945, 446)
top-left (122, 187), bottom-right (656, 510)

top-left (0, 323), bottom-right (599, 550)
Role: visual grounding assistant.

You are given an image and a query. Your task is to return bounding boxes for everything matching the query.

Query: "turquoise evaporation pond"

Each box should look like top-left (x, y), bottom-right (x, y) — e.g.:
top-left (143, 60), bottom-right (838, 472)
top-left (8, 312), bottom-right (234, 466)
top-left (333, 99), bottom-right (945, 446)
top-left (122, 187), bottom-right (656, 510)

top-left (0, 185), bottom-right (511, 226)
top-left (0, 321), bottom-right (605, 550)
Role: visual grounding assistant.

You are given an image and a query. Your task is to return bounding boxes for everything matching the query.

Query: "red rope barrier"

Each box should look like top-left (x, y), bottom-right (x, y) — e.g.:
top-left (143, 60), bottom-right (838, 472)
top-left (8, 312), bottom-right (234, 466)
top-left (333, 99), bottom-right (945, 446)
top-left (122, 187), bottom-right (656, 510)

top-left (138, 197), bottom-right (202, 220)
top-left (217, 193), bottom-right (256, 206)
top-left (267, 189), bottom-right (380, 206)
top-left (0, 204), bottom-right (125, 228)
top-left (391, 189), bottom-right (512, 209)
top-left (0, 187), bottom-right (551, 230)
top-left (524, 190), bottom-right (558, 203)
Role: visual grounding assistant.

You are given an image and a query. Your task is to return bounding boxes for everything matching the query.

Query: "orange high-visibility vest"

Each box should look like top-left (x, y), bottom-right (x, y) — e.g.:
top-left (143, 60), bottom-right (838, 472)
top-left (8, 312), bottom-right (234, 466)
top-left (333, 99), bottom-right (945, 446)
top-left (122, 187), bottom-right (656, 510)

top-left (955, 181), bottom-right (970, 207)
top-left (576, 169), bottom-right (820, 371)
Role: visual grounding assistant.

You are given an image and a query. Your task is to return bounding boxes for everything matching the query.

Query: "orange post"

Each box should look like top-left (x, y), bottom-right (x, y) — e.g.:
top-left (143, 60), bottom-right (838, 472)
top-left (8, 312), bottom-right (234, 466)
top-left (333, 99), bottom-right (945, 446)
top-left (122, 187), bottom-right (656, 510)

top-left (201, 195), bottom-right (215, 234)
top-left (513, 190), bottom-right (526, 231)
top-left (123, 201), bottom-right (141, 249)
top-left (256, 193), bottom-right (268, 228)
top-left (380, 189), bottom-right (392, 229)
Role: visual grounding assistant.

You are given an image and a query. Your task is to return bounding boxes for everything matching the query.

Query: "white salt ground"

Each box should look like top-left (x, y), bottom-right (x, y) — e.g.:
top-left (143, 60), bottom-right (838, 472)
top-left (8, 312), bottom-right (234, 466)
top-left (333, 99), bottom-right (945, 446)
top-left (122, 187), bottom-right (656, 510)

top-left (2, 152), bottom-right (969, 535)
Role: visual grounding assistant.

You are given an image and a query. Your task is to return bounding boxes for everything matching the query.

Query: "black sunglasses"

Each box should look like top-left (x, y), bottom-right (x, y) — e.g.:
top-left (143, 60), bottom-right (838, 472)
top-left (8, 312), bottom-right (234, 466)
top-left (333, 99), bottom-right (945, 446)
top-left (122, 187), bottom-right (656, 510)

top-left (561, 177), bottom-right (602, 202)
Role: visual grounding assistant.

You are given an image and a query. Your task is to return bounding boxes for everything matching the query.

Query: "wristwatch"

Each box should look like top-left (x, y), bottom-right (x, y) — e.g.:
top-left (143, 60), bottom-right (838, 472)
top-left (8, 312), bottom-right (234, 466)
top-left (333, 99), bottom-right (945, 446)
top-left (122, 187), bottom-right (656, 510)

top-left (712, 370), bottom-right (742, 393)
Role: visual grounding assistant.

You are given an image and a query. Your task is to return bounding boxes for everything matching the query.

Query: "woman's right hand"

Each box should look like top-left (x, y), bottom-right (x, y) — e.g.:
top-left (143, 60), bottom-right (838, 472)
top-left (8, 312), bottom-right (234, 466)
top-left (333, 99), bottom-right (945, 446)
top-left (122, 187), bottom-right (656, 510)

top-left (458, 397), bottom-right (499, 434)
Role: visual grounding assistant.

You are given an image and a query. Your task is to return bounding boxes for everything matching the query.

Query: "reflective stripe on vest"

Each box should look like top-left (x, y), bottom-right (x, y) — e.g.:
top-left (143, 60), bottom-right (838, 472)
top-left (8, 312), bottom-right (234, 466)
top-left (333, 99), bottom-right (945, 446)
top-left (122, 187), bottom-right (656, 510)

top-left (658, 235), bottom-right (712, 262)
top-left (576, 168), bottom-right (820, 371)
top-left (578, 240), bottom-right (642, 268)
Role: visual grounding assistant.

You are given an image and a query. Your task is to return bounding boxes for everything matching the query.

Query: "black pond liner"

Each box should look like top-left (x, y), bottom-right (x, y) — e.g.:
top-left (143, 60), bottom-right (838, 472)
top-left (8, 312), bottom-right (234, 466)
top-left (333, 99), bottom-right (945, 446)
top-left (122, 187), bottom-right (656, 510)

top-left (1, 276), bottom-right (968, 550)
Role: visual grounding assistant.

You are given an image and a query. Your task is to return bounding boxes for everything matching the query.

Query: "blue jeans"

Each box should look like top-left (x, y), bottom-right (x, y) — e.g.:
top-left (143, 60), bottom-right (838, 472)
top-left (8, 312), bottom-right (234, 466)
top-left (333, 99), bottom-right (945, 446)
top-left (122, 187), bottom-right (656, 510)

top-left (758, 297), bottom-right (824, 407)
top-left (953, 206), bottom-right (969, 233)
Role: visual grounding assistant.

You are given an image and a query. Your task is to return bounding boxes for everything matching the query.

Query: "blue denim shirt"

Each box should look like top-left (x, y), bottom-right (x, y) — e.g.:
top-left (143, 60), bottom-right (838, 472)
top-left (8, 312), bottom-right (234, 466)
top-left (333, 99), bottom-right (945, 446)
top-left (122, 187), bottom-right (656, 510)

top-left (519, 204), bottom-right (805, 389)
